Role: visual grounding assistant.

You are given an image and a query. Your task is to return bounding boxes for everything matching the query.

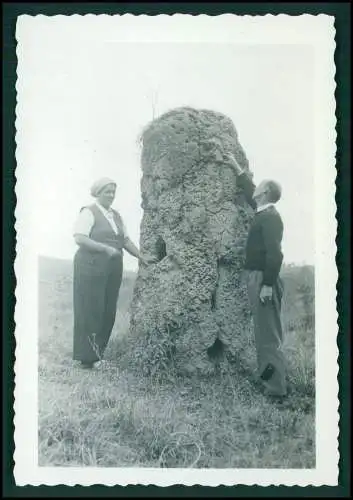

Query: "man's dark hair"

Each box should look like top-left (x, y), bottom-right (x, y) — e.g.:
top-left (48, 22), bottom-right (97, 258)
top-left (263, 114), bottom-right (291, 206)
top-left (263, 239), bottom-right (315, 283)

top-left (265, 180), bottom-right (282, 203)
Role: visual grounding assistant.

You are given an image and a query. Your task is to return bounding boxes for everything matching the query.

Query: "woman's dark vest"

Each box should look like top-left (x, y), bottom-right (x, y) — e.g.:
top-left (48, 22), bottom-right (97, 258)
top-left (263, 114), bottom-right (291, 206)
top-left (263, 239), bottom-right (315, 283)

top-left (85, 204), bottom-right (126, 252)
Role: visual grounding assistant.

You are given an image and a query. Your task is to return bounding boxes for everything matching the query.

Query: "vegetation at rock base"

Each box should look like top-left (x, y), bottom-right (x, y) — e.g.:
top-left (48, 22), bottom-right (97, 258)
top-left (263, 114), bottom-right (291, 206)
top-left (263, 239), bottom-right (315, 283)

top-left (38, 256), bottom-right (315, 468)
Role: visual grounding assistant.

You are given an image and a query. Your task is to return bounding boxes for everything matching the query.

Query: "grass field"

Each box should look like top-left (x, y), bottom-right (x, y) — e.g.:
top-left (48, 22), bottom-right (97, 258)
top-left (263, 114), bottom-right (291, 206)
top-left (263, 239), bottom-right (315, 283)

top-left (38, 256), bottom-right (315, 468)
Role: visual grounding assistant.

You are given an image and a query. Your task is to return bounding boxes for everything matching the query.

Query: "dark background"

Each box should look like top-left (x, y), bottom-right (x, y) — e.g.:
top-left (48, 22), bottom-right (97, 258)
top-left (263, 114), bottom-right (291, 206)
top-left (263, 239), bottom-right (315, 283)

top-left (2, 2), bottom-right (351, 498)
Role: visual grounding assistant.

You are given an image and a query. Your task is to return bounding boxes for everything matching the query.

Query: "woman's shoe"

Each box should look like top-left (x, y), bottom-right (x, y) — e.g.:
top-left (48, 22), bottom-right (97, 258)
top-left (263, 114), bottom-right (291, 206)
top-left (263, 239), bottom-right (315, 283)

top-left (80, 362), bottom-right (94, 369)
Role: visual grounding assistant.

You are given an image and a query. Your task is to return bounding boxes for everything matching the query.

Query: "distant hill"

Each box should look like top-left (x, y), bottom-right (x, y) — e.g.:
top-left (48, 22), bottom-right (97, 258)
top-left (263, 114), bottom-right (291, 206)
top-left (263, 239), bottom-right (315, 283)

top-left (39, 255), bottom-right (313, 281)
top-left (39, 254), bottom-right (314, 294)
top-left (38, 255), bottom-right (137, 282)
top-left (39, 255), bottom-right (73, 281)
top-left (38, 255), bottom-right (314, 333)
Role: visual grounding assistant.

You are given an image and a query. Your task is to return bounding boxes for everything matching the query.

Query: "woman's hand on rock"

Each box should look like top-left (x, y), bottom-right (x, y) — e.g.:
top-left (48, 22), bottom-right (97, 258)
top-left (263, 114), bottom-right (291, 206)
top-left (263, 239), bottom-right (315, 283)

top-left (140, 254), bottom-right (158, 266)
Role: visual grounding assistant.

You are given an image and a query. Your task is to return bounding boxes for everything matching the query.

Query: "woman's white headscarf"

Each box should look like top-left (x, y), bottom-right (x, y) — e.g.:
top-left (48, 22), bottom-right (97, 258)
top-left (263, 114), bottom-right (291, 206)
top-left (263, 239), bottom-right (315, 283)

top-left (90, 177), bottom-right (116, 198)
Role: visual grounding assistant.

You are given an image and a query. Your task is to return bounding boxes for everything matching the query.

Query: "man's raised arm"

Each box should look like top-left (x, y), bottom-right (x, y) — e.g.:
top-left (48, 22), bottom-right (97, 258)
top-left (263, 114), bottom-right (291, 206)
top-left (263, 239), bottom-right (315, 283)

top-left (224, 154), bottom-right (257, 210)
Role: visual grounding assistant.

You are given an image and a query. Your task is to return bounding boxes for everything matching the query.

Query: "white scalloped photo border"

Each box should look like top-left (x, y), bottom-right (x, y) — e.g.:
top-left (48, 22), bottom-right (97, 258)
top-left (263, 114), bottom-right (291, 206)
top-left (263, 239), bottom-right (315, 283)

top-left (14, 13), bottom-right (338, 486)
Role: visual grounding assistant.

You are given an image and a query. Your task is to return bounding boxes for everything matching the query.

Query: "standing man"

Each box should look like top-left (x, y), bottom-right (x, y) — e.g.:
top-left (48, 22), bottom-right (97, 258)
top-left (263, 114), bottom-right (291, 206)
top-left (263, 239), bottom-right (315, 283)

top-left (226, 154), bottom-right (287, 400)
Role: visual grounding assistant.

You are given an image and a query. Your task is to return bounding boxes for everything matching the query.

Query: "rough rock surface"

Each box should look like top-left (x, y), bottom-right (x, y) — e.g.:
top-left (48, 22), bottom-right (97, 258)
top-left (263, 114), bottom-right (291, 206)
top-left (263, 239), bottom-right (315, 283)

top-left (129, 107), bottom-right (254, 375)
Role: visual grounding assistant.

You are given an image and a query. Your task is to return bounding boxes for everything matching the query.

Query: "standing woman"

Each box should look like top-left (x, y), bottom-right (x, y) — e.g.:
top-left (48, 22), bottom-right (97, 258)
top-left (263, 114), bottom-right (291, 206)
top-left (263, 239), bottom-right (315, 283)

top-left (73, 177), bottom-right (153, 369)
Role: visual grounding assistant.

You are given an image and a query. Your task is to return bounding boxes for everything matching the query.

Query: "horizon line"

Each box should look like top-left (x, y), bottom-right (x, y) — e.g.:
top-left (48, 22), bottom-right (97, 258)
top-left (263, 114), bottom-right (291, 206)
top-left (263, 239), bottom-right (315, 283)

top-left (37, 253), bottom-right (315, 268)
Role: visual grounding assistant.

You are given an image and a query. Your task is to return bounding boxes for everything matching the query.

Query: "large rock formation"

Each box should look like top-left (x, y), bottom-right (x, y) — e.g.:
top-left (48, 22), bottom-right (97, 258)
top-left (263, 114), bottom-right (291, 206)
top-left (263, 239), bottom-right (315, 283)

top-left (129, 107), bottom-right (254, 375)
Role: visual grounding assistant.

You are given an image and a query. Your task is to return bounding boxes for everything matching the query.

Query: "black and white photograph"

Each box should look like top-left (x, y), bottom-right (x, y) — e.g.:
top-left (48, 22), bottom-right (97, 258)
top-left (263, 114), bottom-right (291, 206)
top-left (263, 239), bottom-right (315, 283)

top-left (14, 14), bottom-right (338, 486)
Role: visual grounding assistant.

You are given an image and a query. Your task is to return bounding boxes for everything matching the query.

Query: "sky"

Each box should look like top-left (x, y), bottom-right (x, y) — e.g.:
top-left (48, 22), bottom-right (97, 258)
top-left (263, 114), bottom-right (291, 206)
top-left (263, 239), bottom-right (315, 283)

top-left (18, 26), bottom-right (315, 271)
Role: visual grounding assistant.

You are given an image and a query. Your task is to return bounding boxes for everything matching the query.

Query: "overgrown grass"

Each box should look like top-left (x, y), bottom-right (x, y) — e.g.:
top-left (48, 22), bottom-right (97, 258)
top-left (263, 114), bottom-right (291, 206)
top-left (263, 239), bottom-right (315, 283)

top-left (38, 257), bottom-right (315, 468)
